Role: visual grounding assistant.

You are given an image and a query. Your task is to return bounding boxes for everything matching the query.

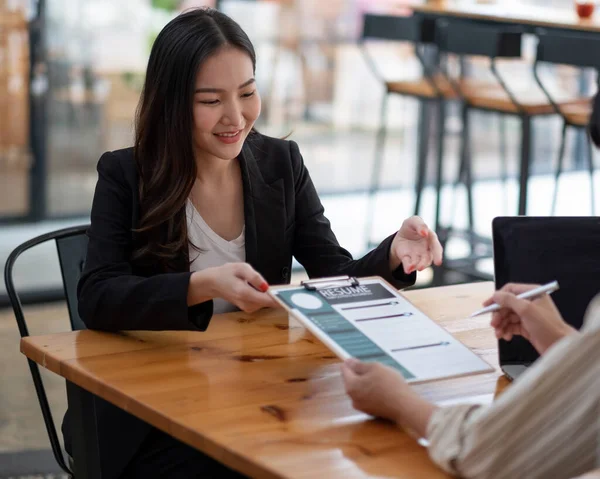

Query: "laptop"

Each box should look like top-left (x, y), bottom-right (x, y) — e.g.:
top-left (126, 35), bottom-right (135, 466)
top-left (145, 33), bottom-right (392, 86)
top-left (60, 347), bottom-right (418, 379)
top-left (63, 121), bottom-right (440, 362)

top-left (492, 216), bottom-right (600, 380)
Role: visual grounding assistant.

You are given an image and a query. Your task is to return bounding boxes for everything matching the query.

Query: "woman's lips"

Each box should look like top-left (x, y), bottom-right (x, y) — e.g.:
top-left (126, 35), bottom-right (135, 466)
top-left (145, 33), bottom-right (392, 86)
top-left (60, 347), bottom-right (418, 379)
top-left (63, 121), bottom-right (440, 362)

top-left (214, 129), bottom-right (243, 144)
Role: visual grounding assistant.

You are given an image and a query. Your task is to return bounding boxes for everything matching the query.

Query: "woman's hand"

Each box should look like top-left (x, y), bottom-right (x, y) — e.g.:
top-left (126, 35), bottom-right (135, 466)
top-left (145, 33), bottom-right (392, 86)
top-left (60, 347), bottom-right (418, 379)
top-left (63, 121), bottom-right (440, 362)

top-left (341, 359), bottom-right (436, 437)
top-left (485, 283), bottom-right (577, 355)
top-left (189, 262), bottom-right (278, 313)
top-left (390, 216), bottom-right (443, 274)
top-left (342, 359), bottom-right (407, 423)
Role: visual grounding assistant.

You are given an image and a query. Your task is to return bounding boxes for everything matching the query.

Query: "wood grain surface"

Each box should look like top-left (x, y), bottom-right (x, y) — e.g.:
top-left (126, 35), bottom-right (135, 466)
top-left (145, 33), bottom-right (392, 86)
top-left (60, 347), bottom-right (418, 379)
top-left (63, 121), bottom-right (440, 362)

top-left (22, 281), bottom-right (508, 478)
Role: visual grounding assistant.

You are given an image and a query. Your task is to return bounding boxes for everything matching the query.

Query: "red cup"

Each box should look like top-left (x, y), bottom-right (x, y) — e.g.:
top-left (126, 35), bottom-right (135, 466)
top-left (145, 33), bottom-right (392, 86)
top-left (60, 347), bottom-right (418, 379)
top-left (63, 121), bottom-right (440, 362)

top-left (575, 1), bottom-right (595, 19)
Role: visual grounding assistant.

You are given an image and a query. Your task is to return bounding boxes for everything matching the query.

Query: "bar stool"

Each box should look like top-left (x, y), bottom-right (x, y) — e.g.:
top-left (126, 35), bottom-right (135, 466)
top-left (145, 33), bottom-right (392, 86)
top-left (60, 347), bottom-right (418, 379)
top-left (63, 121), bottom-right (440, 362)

top-left (533, 29), bottom-right (599, 215)
top-left (360, 14), bottom-right (453, 246)
top-left (435, 20), bottom-right (592, 229)
top-left (429, 21), bottom-right (526, 270)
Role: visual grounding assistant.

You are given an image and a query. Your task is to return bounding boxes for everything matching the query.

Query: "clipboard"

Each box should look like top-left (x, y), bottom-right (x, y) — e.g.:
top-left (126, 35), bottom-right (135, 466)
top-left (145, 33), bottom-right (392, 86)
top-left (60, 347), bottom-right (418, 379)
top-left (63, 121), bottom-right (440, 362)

top-left (269, 275), bottom-right (494, 384)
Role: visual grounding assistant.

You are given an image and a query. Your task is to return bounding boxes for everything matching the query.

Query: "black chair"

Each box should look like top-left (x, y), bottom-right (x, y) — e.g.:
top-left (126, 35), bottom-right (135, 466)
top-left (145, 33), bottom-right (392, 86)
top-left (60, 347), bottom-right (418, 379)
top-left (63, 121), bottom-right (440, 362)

top-left (533, 29), bottom-right (599, 215)
top-left (4, 224), bottom-right (89, 478)
top-left (360, 13), bottom-right (452, 244)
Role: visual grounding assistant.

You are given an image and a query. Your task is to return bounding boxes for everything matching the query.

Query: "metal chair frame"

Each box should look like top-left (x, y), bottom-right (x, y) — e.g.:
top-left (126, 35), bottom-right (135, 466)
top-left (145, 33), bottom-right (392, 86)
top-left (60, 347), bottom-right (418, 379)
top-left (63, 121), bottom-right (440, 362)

top-left (532, 29), bottom-right (600, 215)
top-left (426, 20), bottom-right (529, 283)
top-left (4, 224), bottom-right (90, 478)
top-left (436, 21), bottom-right (528, 235)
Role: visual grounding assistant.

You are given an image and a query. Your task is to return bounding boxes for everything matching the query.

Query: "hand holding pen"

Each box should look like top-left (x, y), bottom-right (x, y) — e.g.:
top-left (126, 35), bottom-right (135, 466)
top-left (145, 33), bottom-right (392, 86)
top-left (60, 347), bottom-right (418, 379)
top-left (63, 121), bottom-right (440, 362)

top-left (470, 281), bottom-right (560, 318)
top-left (477, 282), bottom-right (578, 355)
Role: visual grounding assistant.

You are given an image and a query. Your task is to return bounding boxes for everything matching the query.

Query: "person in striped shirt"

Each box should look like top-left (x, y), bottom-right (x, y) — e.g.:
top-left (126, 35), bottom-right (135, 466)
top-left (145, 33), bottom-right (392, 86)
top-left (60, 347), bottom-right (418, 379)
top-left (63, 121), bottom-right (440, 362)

top-left (342, 283), bottom-right (600, 479)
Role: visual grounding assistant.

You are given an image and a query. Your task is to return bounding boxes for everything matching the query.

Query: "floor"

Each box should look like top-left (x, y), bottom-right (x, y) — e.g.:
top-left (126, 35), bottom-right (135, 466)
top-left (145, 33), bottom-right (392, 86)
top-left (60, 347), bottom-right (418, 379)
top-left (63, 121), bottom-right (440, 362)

top-left (0, 302), bottom-right (70, 476)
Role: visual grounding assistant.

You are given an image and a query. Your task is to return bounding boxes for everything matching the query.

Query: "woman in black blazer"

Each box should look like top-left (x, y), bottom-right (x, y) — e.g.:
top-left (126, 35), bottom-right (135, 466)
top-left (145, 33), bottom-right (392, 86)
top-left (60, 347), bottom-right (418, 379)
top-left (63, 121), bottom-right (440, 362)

top-left (72, 8), bottom-right (443, 479)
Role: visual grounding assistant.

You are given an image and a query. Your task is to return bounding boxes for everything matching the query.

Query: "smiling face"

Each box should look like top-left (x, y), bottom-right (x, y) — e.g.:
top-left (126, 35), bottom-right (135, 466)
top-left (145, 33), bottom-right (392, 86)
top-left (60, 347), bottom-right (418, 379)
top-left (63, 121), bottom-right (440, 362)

top-left (192, 46), bottom-right (261, 164)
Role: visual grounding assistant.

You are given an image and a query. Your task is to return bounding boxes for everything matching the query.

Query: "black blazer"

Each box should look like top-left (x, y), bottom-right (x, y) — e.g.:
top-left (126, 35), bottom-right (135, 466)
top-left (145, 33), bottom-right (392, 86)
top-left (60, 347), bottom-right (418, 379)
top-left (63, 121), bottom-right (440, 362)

top-left (68, 133), bottom-right (415, 478)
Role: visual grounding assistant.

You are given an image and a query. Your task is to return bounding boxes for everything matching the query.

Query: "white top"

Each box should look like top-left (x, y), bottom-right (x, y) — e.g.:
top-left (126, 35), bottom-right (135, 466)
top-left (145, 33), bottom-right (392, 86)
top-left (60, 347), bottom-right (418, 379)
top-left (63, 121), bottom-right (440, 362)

top-left (186, 199), bottom-right (245, 315)
top-left (426, 295), bottom-right (600, 479)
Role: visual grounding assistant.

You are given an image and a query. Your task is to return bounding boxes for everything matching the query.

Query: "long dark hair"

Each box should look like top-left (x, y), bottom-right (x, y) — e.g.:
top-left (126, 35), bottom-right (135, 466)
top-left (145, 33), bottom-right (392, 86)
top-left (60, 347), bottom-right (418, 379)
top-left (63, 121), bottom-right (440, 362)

top-left (133, 8), bottom-right (256, 270)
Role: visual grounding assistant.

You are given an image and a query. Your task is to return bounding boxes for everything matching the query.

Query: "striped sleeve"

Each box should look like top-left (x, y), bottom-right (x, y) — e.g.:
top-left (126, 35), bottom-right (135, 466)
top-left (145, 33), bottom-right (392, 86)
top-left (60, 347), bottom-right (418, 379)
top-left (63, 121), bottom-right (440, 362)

top-left (426, 307), bottom-right (600, 479)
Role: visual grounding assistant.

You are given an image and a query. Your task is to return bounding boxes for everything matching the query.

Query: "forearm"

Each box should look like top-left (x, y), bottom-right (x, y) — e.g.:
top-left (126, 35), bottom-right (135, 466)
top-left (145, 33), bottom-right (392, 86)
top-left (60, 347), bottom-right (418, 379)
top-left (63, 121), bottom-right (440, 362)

top-left (549, 323), bottom-right (579, 351)
top-left (536, 322), bottom-right (580, 356)
top-left (79, 271), bottom-right (210, 331)
top-left (187, 269), bottom-right (217, 306)
top-left (392, 390), bottom-right (438, 438)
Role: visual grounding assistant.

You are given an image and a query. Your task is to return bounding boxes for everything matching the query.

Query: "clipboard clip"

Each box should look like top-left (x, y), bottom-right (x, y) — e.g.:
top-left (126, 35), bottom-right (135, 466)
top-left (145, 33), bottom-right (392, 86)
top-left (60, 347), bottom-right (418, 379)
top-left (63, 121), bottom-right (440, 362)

top-left (301, 276), bottom-right (360, 291)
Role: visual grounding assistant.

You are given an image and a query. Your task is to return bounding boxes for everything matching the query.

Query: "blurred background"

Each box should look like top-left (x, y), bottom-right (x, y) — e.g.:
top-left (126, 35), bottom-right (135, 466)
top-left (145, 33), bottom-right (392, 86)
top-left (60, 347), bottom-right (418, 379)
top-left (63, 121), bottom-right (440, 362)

top-left (0, 0), bottom-right (597, 476)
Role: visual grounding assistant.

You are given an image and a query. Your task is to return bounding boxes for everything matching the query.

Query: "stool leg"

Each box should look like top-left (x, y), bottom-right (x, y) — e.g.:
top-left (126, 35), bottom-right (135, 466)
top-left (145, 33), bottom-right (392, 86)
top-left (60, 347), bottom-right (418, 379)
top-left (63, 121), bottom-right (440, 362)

top-left (518, 116), bottom-right (533, 216)
top-left (414, 99), bottom-right (432, 217)
top-left (448, 104), bottom-right (474, 250)
top-left (586, 135), bottom-right (596, 216)
top-left (464, 108), bottom-right (474, 234)
top-left (462, 106), bottom-right (475, 252)
top-left (499, 115), bottom-right (508, 214)
top-left (434, 99), bottom-right (446, 232)
top-left (551, 122), bottom-right (568, 216)
top-left (448, 104), bottom-right (469, 232)
top-left (431, 99), bottom-right (448, 288)
top-left (364, 93), bottom-right (390, 248)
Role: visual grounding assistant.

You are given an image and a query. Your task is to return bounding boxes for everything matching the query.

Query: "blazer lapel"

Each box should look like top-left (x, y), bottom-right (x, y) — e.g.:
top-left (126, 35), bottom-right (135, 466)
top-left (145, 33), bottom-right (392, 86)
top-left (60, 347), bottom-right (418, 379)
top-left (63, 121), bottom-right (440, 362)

top-left (239, 141), bottom-right (286, 277)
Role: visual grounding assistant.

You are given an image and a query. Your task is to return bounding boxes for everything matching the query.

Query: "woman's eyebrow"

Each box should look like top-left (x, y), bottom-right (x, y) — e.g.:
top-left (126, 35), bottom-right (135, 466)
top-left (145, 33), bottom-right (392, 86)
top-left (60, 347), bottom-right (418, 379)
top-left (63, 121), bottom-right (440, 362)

top-left (195, 78), bottom-right (255, 93)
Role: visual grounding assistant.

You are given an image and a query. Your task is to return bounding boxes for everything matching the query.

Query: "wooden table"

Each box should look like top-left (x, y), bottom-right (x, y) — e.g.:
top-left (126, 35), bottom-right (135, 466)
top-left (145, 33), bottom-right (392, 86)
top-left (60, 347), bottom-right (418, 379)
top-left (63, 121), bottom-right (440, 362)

top-left (21, 282), bottom-right (507, 479)
top-left (411, 1), bottom-right (600, 34)
top-left (0, 11), bottom-right (27, 29)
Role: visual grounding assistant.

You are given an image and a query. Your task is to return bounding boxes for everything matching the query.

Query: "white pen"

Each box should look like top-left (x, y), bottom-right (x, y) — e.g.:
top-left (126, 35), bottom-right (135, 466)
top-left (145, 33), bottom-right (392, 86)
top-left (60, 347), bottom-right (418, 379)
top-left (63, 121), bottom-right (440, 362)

top-left (469, 281), bottom-right (560, 318)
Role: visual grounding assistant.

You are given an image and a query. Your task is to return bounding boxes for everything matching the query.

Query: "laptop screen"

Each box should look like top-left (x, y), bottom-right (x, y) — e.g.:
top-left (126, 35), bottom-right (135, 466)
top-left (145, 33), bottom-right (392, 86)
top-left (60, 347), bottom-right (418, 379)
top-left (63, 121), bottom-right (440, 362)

top-left (492, 216), bottom-right (600, 365)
